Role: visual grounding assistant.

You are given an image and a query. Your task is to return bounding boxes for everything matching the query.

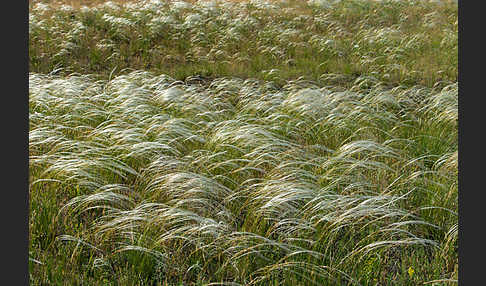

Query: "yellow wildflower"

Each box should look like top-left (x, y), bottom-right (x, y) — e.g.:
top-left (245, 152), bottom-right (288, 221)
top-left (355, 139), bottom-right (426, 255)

top-left (408, 266), bottom-right (415, 278)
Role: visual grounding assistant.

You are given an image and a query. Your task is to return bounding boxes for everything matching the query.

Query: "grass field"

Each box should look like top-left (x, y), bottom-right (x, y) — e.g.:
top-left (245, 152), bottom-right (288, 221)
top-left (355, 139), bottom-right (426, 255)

top-left (29, 0), bottom-right (458, 285)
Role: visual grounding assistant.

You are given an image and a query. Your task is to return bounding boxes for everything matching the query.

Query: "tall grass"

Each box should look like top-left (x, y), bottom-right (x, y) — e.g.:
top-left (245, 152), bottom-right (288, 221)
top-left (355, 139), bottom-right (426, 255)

top-left (29, 67), bottom-right (457, 284)
top-left (29, 0), bottom-right (457, 284)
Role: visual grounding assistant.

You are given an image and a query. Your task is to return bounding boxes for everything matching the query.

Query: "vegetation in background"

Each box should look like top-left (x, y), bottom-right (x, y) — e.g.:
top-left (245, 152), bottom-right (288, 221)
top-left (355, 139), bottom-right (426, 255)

top-left (29, 0), bottom-right (457, 87)
top-left (29, 0), bottom-right (458, 285)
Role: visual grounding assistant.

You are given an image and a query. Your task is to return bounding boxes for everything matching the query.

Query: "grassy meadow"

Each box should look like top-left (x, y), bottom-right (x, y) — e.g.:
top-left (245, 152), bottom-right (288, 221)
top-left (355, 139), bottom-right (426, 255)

top-left (29, 0), bottom-right (458, 285)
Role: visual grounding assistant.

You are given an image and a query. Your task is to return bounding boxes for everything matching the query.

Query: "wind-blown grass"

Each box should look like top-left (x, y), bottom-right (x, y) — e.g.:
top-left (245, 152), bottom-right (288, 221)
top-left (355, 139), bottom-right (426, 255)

top-left (29, 68), bottom-right (457, 285)
top-left (29, 0), bottom-right (457, 284)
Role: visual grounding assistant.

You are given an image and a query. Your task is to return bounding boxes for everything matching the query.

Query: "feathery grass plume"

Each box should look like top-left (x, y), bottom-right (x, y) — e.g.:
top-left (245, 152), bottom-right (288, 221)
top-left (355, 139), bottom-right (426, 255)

top-left (144, 170), bottom-right (233, 218)
top-left (433, 151), bottom-right (458, 174)
top-left (425, 83), bottom-right (458, 125)
top-left (61, 184), bottom-right (136, 215)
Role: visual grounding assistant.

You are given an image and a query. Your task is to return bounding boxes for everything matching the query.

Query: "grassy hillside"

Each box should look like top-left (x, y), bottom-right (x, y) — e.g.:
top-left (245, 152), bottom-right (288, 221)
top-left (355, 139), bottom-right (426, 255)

top-left (29, 0), bottom-right (458, 285)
